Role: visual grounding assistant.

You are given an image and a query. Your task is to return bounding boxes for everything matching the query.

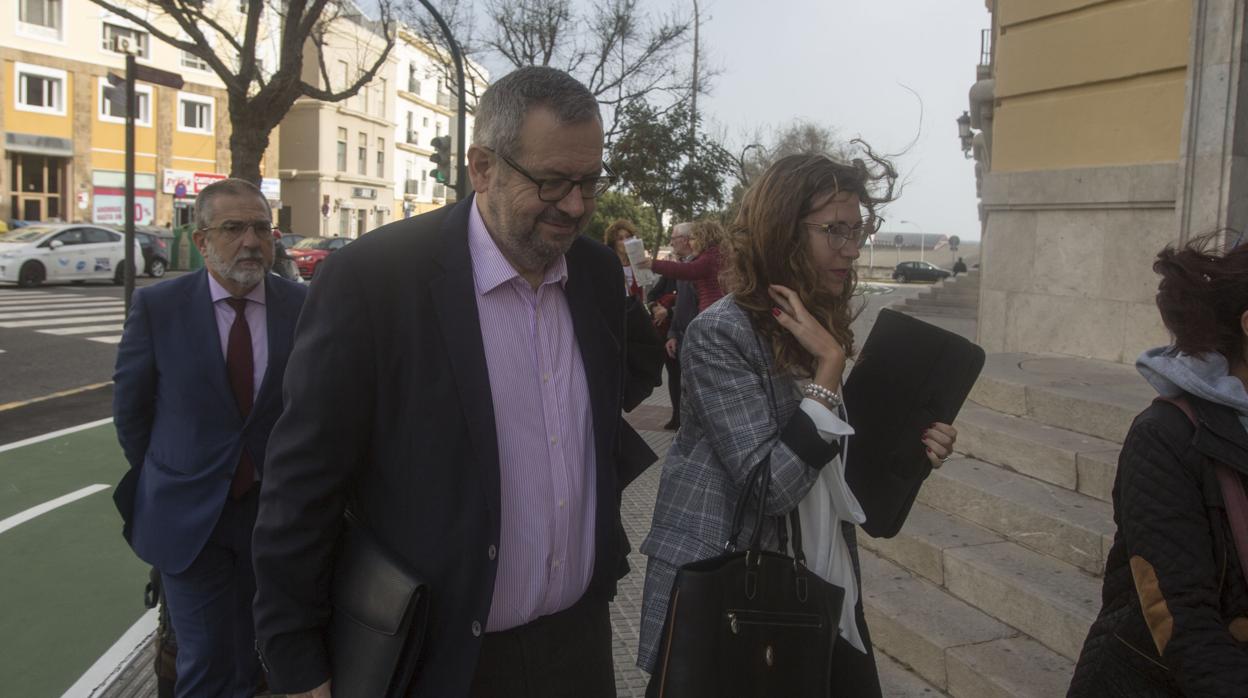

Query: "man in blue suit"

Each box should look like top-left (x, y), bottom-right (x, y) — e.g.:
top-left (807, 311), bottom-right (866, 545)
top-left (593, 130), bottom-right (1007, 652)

top-left (113, 178), bottom-right (307, 697)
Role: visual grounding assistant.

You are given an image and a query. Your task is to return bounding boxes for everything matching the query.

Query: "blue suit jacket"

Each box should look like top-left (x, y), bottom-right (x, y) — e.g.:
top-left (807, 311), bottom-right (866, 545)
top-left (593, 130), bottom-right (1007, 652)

top-left (112, 269), bottom-right (307, 574)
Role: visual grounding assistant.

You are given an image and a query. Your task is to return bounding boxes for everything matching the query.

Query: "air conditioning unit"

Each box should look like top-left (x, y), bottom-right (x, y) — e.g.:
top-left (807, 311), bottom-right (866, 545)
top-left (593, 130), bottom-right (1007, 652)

top-left (114, 35), bottom-right (134, 54)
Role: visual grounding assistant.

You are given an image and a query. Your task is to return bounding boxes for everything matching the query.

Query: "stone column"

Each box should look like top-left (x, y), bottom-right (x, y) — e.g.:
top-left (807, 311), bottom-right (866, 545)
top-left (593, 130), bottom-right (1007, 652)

top-left (1175, 0), bottom-right (1248, 242)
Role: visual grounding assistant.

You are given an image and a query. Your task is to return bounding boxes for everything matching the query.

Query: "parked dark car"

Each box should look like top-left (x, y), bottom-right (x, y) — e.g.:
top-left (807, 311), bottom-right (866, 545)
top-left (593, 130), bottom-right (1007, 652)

top-left (289, 236), bottom-right (351, 279)
top-left (892, 260), bottom-right (951, 283)
top-left (110, 225), bottom-right (173, 277)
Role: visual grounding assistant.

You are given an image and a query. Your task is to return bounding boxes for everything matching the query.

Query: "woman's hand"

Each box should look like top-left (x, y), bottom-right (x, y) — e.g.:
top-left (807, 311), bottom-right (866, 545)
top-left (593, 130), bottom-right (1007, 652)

top-left (923, 422), bottom-right (958, 469)
top-left (652, 304), bottom-right (669, 326)
top-left (768, 284), bottom-right (846, 389)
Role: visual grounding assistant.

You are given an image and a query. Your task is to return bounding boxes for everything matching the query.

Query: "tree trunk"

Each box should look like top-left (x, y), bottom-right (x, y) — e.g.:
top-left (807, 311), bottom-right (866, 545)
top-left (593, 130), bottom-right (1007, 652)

top-left (227, 112), bottom-right (273, 184)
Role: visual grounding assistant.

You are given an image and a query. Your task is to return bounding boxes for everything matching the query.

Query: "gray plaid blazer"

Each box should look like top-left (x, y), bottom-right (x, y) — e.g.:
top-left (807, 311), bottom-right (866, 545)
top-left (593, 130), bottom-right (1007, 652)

top-left (636, 295), bottom-right (863, 673)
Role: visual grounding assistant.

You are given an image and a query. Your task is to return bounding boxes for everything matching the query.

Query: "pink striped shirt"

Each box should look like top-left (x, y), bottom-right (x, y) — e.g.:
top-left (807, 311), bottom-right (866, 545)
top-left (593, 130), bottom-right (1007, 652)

top-left (468, 200), bottom-right (597, 632)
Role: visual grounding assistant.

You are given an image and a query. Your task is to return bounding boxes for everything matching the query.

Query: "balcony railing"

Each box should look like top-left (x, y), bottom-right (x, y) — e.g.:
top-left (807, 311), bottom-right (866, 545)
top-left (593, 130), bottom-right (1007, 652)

top-left (436, 91), bottom-right (452, 109)
top-left (979, 28), bottom-right (992, 67)
top-left (404, 179), bottom-right (419, 195)
top-left (407, 130), bottom-right (419, 145)
top-left (408, 78), bottom-right (420, 94)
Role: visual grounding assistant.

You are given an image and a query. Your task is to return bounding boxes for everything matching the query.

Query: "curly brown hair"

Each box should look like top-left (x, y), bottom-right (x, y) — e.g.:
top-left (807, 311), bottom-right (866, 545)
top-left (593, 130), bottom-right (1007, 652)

top-left (603, 219), bottom-right (638, 251)
top-left (1154, 230), bottom-right (1248, 359)
top-left (727, 146), bottom-right (897, 377)
top-left (689, 219), bottom-right (726, 252)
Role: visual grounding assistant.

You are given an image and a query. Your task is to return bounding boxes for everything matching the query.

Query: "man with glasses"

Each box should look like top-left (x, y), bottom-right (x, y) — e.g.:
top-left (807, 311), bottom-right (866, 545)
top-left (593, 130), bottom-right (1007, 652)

top-left (253, 66), bottom-right (661, 698)
top-left (112, 178), bottom-right (307, 697)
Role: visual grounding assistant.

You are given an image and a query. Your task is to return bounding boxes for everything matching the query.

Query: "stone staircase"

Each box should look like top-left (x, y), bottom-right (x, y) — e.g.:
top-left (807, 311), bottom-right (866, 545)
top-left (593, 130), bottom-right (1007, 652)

top-left (858, 352), bottom-right (1157, 697)
top-left (895, 270), bottom-right (980, 320)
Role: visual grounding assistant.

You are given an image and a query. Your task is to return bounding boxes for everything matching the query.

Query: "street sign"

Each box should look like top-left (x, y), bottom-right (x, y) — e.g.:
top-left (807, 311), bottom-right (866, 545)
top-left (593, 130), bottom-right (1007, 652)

top-left (949, 234), bottom-right (961, 252)
top-left (894, 234), bottom-right (905, 248)
top-left (174, 182), bottom-right (187, 198)
top-left (133, 64), bottom-right (184, 90)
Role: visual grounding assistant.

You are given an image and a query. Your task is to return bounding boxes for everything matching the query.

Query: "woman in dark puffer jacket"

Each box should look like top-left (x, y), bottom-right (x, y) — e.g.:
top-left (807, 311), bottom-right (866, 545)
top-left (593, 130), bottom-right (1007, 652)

top-left (1069, 233), bottom-right (1248, 697)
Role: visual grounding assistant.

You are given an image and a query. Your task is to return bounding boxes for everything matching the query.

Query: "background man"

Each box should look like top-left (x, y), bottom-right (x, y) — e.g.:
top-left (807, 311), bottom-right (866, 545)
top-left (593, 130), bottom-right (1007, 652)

top-left (252, 66), bottom-right (660, 698)
top-left (112, 178), bottom-right (307, 697)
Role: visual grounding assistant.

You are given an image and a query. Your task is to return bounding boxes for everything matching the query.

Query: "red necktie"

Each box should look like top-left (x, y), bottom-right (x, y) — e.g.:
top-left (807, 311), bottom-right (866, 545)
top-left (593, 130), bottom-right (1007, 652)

top-left (225, 297), bottom-right (255, 498)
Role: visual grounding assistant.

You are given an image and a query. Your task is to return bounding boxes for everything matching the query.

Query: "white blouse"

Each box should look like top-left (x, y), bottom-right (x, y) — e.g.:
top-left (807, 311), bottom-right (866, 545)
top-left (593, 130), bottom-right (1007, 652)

top-left (796, 396), bottom-right (868, 654)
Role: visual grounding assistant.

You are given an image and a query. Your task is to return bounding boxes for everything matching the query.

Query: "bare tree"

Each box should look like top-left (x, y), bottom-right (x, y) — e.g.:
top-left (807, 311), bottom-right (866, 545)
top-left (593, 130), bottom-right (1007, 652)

top-left (87, 0), bottom-right (397, 183)
top-left (483, 0), bottom-right (696, 137)
top-left (401, 0), bottom-right (490, 104)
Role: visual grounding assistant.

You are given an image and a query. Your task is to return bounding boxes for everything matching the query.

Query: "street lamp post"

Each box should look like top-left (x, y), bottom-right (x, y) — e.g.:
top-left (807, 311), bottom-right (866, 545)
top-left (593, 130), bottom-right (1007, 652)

top-left (901, 219), bottom-right (925, 263)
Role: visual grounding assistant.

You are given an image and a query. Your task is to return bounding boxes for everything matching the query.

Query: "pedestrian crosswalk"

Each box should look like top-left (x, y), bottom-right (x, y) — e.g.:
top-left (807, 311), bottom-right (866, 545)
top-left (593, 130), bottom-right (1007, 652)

top-left (0, 289), bottom-right (126, 345)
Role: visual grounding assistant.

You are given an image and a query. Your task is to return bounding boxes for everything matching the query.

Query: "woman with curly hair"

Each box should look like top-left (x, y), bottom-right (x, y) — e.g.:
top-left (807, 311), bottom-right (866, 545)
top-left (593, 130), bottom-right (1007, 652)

top-left (636, 151), bottom-right (959, 696)
top-left (604, 218), bottom-right (647, 304)
top-left (639, 219), bottom-right (727, 312)
top-left (1068, 233), bottom-right (1248, 697)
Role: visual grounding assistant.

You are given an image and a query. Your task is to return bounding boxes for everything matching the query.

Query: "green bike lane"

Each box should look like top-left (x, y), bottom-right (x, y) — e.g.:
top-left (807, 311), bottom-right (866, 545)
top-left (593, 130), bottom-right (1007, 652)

top-left (0, 422), bottom-right (150, 697)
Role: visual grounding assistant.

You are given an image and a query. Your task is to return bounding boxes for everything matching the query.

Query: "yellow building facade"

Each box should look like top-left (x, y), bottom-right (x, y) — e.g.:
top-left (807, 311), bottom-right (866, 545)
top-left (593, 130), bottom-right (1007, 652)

top-left (969, 0), bottom-right (1248, 362)
top-left (1, 0), bottom-right (278, 227)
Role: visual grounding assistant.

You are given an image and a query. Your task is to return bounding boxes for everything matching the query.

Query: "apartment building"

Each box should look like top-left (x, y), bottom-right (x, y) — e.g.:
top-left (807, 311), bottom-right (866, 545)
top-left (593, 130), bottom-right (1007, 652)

top-left (391, 26), bottom-right (484, 218)
top-left (1, 0), bottom-right (281, 227)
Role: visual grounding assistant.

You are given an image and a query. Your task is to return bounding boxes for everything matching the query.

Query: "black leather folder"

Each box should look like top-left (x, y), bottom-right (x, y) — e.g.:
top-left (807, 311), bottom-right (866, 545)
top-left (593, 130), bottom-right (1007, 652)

top-left (329, 511), bottom-right (430, 698)
top-left (843, 309), bottom-right (985, 538)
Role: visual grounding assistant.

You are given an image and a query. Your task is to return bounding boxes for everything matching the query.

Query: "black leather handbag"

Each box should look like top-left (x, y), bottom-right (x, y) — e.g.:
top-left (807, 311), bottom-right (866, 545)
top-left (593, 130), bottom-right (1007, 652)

top-left (328, 510), bottom-right (430, 698)
top-left (650, 456), bottom-right (846, 697)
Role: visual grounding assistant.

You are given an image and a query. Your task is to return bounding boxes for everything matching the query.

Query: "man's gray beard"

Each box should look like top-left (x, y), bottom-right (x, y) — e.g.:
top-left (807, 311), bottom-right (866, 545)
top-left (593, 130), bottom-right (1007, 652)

top-left (206, 244), bottom-right (268, 288)
top-left (486, 199), bottom-right (576, 273)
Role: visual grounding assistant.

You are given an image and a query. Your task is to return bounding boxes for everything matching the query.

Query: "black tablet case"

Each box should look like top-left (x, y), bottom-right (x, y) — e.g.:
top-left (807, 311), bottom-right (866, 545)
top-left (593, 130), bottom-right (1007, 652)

top-left (843, 309), bottom-right (985, 538)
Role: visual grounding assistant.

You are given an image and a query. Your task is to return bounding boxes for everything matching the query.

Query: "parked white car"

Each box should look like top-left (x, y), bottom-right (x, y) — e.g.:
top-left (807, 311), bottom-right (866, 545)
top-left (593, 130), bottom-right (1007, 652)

top-left (0, 224), bottom-right (144, 287)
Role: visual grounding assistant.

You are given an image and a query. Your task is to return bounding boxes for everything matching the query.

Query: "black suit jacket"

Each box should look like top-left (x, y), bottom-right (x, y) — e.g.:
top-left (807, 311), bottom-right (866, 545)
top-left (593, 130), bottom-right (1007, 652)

top-left (252, 197), bottom-right (659, 695)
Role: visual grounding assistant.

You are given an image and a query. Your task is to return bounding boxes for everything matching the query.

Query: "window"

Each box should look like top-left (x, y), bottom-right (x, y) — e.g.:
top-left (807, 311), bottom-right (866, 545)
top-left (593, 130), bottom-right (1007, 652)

top-left (339, 208), bottom-right (350, 236)
top-left (338, 60), bottom-right (349, 89)
top-left (336, 128), bottom-right (348, 171)
top-left (15, 63), bottom-right (66, 115)
top-left (237, 0), bottom-right (247, 12)
top-left (376, 137), bottom-right (385, 177)
top-left (181, 51), bottom-right (209, 71)
top-left (177, 92), bottom-right (214, 134)
top-left (358, 133), bottom-right (367, 175)
top-left (18, 0), bottom-right (62, 40)
top-left (98, 77), bottom-right (152, 126)
top-left (422, 116), bottom-right (429, 127)
top-left (102, 23), bottom-right (150, 58)
top-left (408, 65), bottom-right (420, 95)
top-left (376, 78), bottom-right (386, 116)
top-left (84, 228), bottom-right (115, 244)
top-left (51, 229), bottom-right (84, 246)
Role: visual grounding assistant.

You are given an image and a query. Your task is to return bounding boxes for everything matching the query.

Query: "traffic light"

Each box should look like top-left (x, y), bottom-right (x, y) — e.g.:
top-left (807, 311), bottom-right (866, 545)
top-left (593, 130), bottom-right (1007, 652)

top-left (429, 135), bottom-right (451, 184)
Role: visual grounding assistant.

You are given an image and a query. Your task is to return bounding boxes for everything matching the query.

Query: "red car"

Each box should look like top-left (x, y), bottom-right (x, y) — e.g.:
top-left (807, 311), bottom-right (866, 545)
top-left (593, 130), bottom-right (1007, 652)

top-left (289, 236), bottom-right (351, 279)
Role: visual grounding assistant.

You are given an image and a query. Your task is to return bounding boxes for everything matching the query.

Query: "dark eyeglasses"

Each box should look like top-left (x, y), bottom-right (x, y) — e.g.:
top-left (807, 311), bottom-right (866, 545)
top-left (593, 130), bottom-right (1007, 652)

top-left (201, 220), bottom-right (274, 240)
top-left (485, 147), bottom-right (615, 202)
top-left (802, 217), bottom-right (880, 250)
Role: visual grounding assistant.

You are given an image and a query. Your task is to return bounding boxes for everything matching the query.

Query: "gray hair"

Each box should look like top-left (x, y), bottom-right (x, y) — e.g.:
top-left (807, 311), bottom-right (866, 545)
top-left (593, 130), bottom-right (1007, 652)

top-left (473, 66), bottom-right (601, 157)
top-left (194, 178), bottom-right (271, 230)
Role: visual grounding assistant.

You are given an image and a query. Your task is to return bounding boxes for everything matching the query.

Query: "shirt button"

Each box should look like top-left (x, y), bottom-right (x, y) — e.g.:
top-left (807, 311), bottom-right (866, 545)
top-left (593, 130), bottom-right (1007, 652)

top-left (558, 499), bottom-right (565, 508)
top-left (471, 620), bottom-right (482, 637)
top-left (488, 544), bottom-right (497, 561)
top-left (550, 436), bottom-right (557, 445)
top-left (552, 559), bottom-right (561, 569)
top-left (542, 374), bottom-right (550, 383)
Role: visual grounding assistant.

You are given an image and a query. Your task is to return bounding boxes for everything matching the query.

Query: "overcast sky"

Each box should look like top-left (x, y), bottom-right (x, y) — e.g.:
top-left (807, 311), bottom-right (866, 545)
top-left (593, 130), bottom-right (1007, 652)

top-left (465, 1), bottom-right (990, 240)
top-left (693, 1), bottom-right (989, 240)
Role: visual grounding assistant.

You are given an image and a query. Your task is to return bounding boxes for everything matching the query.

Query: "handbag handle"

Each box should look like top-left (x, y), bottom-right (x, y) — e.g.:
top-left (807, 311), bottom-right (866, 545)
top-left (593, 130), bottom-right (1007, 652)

top-left (726, 456), bottom-right (772, 551)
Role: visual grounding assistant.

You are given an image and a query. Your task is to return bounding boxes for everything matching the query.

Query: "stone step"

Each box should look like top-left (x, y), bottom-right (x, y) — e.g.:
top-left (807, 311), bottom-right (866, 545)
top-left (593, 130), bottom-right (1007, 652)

top-left (916, 458), bottom-right (1114, 575)
top-left (859, 502), bottom-right (1003, 586)
top-left (862, 550), bottom-right (1017, 692)
top-left (947, 636), bottom-right (1076, 698)
top-left (968, 353), bottom-right (1152, 443)
top-left (893, 305), bottom-right (979, 319)
top-left (877, 647), bottom-right (951, 697)
top-left (955, 402), bottom-right (1121, 502)
top-left (944, 540), bottom-right (1100, 661)
top-left (904, 298), bottom-right (978, 309)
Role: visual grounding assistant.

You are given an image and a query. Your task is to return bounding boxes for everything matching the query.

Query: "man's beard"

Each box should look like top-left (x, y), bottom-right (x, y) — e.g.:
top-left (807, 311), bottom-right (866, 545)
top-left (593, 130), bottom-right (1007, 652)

top-left (206, 244), bottom-right (268, 288)
top-left (486, 197), bottom-right (581, 273)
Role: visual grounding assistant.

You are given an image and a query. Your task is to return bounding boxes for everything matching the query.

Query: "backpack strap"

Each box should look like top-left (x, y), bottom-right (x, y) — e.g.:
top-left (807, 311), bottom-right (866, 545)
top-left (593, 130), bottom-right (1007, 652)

top-left (1154, 396), bottom-right (1248, 587)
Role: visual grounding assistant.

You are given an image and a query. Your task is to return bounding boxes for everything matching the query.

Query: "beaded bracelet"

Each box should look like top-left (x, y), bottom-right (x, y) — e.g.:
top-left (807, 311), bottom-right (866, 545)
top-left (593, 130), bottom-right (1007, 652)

top-left (802, 382), bottom-right (843, 409)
